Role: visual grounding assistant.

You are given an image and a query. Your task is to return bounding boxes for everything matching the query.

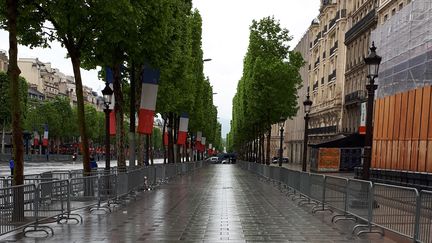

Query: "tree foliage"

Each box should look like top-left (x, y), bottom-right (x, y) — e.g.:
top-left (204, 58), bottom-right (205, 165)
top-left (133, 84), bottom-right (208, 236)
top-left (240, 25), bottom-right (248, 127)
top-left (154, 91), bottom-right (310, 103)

top-left (229, 16), bottom-right (304, 161)
top-left (0, 72), bottom-right (28, 127)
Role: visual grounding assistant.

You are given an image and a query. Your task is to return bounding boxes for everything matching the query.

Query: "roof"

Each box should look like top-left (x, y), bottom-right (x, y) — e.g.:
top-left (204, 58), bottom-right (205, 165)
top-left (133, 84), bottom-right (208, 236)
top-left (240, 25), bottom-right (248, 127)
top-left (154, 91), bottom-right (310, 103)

top-left (310, 133), bottom-right (365, 148)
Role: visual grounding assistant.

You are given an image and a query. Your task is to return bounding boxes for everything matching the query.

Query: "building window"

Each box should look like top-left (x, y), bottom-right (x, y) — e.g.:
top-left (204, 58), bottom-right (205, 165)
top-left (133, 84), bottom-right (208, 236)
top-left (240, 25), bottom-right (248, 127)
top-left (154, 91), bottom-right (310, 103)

top-left (399, 3), bottom-right (403, 10)
top-left (392, 8), bottom-right (396, 16)
top-left (384, 14), bottom-right (388, 22)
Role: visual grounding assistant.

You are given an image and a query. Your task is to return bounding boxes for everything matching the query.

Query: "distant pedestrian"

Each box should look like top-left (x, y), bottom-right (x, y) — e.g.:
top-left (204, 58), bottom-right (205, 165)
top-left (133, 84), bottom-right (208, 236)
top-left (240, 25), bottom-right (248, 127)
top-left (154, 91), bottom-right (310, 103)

top-left (90, 156), bottom-right (98, 169)
top-left (9, 159), bottom-right (14, 176)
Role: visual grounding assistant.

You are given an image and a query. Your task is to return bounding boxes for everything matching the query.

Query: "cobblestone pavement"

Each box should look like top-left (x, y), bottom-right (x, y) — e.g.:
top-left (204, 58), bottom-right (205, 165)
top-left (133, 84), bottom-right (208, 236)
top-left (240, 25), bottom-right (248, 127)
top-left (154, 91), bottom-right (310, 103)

top-left (2, 165), bottom-right (398, 242)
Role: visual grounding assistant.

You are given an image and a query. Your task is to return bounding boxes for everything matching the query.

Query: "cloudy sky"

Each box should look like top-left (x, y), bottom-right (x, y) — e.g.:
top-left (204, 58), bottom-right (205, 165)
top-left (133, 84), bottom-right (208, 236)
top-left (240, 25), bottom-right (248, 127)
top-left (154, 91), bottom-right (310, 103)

top-left (0, 0), bottom-right (320, 137)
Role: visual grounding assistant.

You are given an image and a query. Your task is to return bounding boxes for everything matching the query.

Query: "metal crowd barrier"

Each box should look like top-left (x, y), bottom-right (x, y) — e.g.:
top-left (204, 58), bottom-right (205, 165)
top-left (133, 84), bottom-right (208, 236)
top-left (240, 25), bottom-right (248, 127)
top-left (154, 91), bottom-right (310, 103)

top-left (237, 160), bottom-right (432, 242)
top-left (0, 161), bottom-right (208, 238)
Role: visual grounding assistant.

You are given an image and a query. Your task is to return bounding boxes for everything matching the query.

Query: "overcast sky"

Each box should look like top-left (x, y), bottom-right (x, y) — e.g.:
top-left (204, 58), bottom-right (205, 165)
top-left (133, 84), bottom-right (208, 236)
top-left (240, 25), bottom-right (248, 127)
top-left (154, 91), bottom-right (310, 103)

top-left (0, 0), bottom-right (320, 137)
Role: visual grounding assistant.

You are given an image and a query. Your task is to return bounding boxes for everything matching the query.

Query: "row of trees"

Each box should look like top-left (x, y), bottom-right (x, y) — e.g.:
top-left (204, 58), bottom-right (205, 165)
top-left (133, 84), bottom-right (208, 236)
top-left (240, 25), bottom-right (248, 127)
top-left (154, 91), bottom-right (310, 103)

top-left (0, 0), bottom-right (222, 188)
top-left (227, 17), bottom-right (304, 164)
top-left (0, 71), bottom-right (164, 155)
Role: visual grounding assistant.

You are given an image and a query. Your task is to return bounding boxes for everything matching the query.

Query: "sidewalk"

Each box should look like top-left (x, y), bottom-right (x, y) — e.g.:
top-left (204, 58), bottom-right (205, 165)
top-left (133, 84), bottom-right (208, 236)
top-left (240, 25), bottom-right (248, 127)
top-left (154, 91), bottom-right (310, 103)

top-left (3, 165), bottom-right (397, 242)
top-left (268, 162), bottom-right (356, 179)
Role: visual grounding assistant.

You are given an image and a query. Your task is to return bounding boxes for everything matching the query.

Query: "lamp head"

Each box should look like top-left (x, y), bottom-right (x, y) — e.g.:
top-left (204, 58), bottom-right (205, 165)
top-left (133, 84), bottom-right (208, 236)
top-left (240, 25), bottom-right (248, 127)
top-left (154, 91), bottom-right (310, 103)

top-left (303, 94), bottom-right (313, 114)
top-left (364, 42), bottom-right (382, 78)
top-left (101, 83), bottom-right (113, 106)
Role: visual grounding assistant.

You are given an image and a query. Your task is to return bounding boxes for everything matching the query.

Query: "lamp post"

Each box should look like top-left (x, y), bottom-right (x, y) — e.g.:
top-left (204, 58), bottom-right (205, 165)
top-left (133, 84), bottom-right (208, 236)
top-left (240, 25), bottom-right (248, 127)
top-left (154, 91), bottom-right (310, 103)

top-left (278, 117), bottom-right (285, 167)
top-left (302, 94), bottom-right (313, 172)
top-left (102, 83), bottom-right (113, 172)
top-left (362, 42), bottom-right (382, 181)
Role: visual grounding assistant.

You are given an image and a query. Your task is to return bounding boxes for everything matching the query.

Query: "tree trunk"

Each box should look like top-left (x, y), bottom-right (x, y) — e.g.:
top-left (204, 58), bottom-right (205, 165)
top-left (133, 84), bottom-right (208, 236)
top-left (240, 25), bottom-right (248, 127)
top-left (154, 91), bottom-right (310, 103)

top-left (261, 133), bottom-right (265, 164)
top-left (1, 120), bottom-right (5, 154)
top-left (7, 0), bottom-right (25, 222)
top-left (145, 134), bottom-right (150, 165)
top-left (185, 145), bottom-right (188, 162)
top-left (150, 134), bottom-right (154, 165)
top-left (167, 112), bottom-right (174, 163)
top-left (266, 127), bottom-right (271, 165)
top-left (113, 64), bottom-right (126, 169)
top-left (8, 0), bottom-right (23, 185)
top-left (129, 62), bottom-right (136, 167)
top-left (69, 51), bottom-right (90, 174)
top-left (162, 117), bottom-right (167, 164)
top-left (137, 134), bottom-right (144, 166)
top-left (174, 114), bottom-right (180, 163)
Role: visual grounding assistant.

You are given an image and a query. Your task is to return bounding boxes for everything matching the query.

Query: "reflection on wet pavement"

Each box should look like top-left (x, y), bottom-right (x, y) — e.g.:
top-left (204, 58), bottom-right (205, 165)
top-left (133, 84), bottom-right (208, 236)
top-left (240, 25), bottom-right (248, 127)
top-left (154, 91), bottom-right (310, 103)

top-left (3, 164), bottom-right (397, 242)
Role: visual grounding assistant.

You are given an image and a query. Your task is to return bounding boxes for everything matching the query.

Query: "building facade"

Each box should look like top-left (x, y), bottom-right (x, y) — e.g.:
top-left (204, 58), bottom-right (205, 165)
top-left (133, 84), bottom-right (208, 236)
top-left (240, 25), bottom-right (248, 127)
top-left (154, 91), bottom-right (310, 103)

top-left (18, 57), bottom-right (102, 110)
top-left (377, 0), bottom-right (411, 24)
top-left (307, 0), bottom-right (348, 144)
top-left (370, 0), bottom-right (432, 172)
top-left (343, 0), bottom-right (378, 134)
top-left (284, 32), bottom-right (310, 164)
top-left (268, 123), bottom-right (281, 159)
top-left (0, 50), bottom-right (8, 72)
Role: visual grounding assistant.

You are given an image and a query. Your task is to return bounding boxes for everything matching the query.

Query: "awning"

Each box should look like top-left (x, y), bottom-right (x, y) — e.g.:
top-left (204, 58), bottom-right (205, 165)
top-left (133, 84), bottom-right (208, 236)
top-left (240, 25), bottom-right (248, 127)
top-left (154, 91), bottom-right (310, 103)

top-left (310, 133), bottom-right (365, 148)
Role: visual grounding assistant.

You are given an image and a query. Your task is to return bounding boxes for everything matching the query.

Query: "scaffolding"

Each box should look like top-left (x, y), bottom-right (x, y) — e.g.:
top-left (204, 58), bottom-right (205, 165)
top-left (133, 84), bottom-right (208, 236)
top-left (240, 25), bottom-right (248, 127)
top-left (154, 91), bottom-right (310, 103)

top-left (371, 0), bottom-right (432, 98)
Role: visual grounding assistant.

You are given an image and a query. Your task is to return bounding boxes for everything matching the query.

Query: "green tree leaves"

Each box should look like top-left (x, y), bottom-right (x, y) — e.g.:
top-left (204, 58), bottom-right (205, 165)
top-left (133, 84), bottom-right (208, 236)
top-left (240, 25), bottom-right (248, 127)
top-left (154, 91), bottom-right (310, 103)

top-left (229, 16), bottom-right (304, 155)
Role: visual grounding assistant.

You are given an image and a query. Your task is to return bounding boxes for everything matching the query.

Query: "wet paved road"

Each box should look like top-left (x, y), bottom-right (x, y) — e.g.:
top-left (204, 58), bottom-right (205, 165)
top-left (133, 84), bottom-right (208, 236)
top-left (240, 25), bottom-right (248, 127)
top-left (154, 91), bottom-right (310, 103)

top-left (3, 165), bottom-right (397, 242)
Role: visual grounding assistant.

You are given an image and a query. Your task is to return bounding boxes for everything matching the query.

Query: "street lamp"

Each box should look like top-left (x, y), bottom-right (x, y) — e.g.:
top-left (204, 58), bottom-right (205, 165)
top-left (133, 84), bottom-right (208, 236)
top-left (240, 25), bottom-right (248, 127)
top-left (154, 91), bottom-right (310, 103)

top-left (362, 42), bottom-right (381, 180)
top-left (278, 117), bottom-right (285, 167)
top-left (302, 94), bottom-right (312, 172)
top-left (102, 83), bottom-right (113, 172)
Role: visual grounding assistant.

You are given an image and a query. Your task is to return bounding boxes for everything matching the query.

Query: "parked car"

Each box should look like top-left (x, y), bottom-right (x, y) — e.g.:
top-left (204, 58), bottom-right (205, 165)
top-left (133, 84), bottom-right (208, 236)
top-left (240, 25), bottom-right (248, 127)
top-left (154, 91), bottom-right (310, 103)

top-left (206, 156), bottom-right (220, 164)
top-left (272, 157), bottom-right (289, 164)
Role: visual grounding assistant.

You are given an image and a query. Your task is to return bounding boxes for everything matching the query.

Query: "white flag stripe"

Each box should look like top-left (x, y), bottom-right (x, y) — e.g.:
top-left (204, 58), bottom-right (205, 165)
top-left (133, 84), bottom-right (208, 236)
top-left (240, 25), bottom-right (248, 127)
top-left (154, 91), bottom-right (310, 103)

top-left (209, 144), bottom-right (212, 149)
top-left (140, 83), bottom-right (158, 110)
top-left (44, 131), bottom-right (48, 139)
top-left (179, 117), bottom-right (189, 132)
top-left (196, 132), bottom-right (202, 141)
top-left (109, 84), bottom-right (115, 110)
top-left (201, 137), bottom-right (206, 145)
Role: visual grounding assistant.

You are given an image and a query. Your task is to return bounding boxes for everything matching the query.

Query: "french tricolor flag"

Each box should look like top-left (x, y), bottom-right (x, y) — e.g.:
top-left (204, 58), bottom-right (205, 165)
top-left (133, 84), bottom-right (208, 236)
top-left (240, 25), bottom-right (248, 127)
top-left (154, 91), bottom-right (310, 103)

top-left (42, 125), bottom-right (49, 147)
top-left (106, 67), bottom-right (116, 136)
top-left (137, 66), bottom-right (160, 135)
top-left (163, 132), bottom-right (168, 146)
top-left (33, 131), bottom-right (39, 146)
top-left (177, 113), bottom-right (189, 145)
top-left (109, 84), bottom-right (116, 136)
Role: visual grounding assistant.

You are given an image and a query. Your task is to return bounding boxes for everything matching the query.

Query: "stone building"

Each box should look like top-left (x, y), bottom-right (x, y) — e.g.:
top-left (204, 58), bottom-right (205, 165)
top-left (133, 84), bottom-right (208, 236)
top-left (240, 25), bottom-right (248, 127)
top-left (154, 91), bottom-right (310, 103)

top-left (269, 122), bottom-right (284, 160)
top-left (19, 57), bottom-right (102, 110)
top-left (18, 58), bottom-right (47, 93)
top-left (307, 0), bottom-right (348, 144)
top-left (284, 31), bottom-right (310, 164)
top-left (58, 75), bottom-right (78, 106)
top-left (377, 0), bottom-right (411, 24)
top-left (0, 50), bottom-right (8, 72)
top-left (343, 0), bottom-right (378, 134)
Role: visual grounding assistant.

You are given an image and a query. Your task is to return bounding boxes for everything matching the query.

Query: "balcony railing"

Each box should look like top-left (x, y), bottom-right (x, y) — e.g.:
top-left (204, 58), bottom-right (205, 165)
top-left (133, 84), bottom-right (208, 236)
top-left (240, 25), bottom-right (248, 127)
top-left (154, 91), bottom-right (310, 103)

top-left (345, 9), bottom-right (377, 44)
top-left (330, 41), bottom-right (338, 56)
top-left (328, 69), bottom-right (336, 81)
top-left (313, 32), bottom-right (322, 46)
top-left (345, 90), bottom-right (367, 105)
top-left (313, 81), bottom-right (319, 90)
top-left (311, 98), bottom-right (342, 114)
top-left (314, 58), bottom-right (320, 68)
top-left (309, 125), bottom-right (338, 135)
top-left (328, 9), bottom-right (346, 30)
